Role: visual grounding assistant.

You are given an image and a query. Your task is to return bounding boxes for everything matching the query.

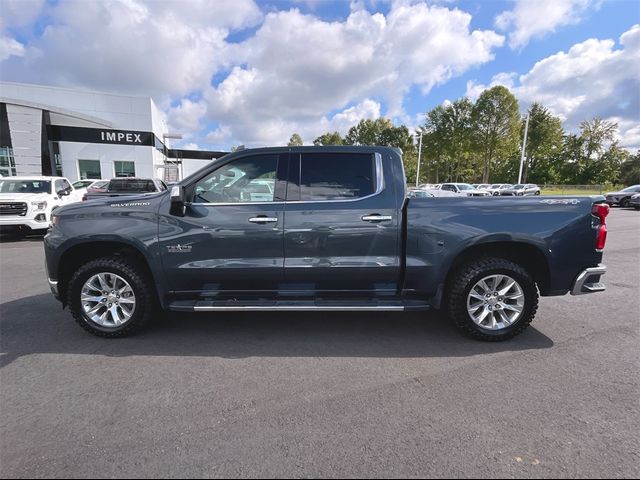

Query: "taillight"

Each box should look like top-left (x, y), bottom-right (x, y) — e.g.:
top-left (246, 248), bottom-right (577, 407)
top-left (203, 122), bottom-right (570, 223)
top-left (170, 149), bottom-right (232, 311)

top-left (592, 203), bottom-right (609, 251)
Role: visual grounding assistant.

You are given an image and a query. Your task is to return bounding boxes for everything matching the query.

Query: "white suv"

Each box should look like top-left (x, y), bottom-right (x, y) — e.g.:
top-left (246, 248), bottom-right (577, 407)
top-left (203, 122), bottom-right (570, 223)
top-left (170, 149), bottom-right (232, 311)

top-left (0, 176), bottom-right (82, 234)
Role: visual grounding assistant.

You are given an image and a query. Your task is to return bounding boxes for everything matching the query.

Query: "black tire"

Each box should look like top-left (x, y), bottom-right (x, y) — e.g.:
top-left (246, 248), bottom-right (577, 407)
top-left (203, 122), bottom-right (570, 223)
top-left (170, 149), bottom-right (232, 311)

top-left (445, 257), bottom-right (539, 341)
top-left (67, 256), bottom-right (156, 337)
top-left (534, 191), bottom-right (540, 195)
top-left (620, 197), bottom-right (630, 208)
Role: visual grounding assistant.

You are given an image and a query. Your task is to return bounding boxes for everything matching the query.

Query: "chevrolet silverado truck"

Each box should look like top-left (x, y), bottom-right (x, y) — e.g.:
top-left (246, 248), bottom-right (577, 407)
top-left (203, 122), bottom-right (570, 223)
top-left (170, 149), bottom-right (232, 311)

top-left (0, 176), bottom-right (81, 234)
top-left (44, 146), bottom-right (609, 341)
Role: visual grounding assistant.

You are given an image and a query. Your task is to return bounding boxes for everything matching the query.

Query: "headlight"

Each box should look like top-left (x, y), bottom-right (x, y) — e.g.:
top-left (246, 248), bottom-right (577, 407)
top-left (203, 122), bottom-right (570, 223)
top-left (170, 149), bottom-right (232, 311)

top-left (31, 201), bottom-right (48, 210)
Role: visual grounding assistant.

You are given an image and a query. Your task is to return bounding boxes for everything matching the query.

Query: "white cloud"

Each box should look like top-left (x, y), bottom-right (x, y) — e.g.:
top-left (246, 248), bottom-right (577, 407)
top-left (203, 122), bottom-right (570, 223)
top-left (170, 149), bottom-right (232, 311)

top-left (181, 142), bottom-right (200, 151)
top-left (465, 72), bottom-right (517, 101)
top-left (202, 3), bottom-right (503, 146)
top-left (1, 0), bottom-right (262, 96)
top-left (0, 0), bottom-right (46, 61)
top-left (0, 37), bottom-right (24, 61)
top-left (168, 99), bottom-right (207, 132)
top-left (495, 0), bottom-right (595, 49)
top-left (466, 25), bottom-right (640, 149)
top-left (1, 1), bottom-right (504, 149)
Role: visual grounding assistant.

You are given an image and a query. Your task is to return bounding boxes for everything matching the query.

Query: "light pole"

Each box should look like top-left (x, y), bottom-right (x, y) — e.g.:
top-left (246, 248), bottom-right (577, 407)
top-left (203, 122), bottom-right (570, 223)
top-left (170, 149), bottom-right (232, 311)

top-left (518, 113), bottom-right (530, 184)
top-left (415, 130), bottom-right (423, 188)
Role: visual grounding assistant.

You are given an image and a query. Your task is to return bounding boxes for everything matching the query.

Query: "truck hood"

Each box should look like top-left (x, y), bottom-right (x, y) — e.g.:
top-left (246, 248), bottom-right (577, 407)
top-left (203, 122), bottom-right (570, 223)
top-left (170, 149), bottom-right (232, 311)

top-left (0, 192), bottom-right (50, 202)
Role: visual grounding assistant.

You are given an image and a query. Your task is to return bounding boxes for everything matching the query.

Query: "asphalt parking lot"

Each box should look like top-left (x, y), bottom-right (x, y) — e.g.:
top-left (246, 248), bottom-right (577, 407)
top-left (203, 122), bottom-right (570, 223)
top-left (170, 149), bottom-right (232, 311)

top-left (0, 209), bottom-right (638, 478)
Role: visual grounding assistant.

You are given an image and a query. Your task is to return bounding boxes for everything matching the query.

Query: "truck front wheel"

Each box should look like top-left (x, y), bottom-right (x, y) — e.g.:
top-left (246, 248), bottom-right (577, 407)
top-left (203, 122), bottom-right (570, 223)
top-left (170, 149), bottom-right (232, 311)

top-left (445, 257), bottom-right (539, 341)
top-left (67, 257), bottom-right (156, 337)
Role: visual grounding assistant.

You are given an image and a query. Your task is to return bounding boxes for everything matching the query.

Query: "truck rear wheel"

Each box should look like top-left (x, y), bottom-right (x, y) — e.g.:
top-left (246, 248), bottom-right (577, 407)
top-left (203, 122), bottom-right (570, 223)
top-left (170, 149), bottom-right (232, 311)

top-left (67, 257), bottom-right (156, 337)
top-left (445, 257), bottom-right (538, 341)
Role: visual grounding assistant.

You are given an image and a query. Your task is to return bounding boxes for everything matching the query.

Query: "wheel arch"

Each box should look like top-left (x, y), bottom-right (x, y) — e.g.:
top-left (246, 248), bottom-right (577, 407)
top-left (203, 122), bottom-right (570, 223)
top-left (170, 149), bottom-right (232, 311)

top-left (56, 239), bottom-right (165, 308)
top-left (443, 240), bottom-right (551, 297)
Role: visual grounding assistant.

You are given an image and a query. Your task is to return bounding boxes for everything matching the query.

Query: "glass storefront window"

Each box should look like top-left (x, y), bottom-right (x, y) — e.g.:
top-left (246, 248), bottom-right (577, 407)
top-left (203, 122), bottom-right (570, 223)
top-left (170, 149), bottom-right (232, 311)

top-left (114, 161), bottom-right (135, 178)
top-left (0, 146), bottom-right (17, 176)
top-left (78, 159), bottom-right (102, 180)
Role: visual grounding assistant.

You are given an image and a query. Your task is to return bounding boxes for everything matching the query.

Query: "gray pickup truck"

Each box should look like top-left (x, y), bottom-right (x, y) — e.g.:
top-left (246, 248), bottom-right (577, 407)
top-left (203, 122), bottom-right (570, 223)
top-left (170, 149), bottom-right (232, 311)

top-left (44, 146), bottom-right (609, 341)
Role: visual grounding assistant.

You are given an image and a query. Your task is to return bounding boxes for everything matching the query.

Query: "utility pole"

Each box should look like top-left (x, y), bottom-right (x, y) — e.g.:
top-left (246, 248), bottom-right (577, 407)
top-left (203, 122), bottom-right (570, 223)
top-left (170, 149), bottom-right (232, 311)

top-left (416, 131), bottom-right (423, 188)
top-left (518, 113), bottom-right (530, 184)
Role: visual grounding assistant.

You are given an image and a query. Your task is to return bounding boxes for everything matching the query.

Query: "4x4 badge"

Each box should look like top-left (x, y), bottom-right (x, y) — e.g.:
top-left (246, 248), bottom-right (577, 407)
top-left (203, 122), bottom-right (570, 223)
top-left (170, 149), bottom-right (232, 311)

top-left (167, 244), bottom-right (192, 253)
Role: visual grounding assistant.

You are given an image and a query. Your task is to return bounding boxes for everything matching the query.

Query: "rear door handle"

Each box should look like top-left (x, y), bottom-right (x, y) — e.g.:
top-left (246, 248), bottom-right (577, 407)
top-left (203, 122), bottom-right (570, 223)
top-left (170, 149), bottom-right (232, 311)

top-left (248, 216), bottom-right (278, 224)
top-left (361, 215), bottom-right (393, 222)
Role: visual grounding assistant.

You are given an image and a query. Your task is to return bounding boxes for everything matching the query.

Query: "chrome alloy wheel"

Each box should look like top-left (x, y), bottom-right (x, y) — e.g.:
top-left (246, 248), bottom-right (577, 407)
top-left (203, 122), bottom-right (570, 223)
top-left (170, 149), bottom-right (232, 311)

top-left (81, 273), bottom-right (136, 328)
top-left (466, 274), bottom-right (525, 330)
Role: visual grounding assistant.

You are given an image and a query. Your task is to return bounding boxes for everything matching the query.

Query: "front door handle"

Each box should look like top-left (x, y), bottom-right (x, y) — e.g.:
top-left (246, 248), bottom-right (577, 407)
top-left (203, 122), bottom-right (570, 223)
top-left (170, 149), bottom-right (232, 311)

top-left (361, 214), bottom-right (393, 222)
top-left (248, 216), bottom-right (278, 224)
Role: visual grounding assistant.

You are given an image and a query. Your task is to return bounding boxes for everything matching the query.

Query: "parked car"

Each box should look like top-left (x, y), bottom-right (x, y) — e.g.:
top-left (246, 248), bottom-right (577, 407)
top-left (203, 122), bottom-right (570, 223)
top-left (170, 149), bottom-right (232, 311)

top-left (84, 178), bottom-right (168, 201)
top-left (45, 146), bottom-right (609, 342)
top-left (0, 176), bottom-right (81, 234)
top-left (424, 188), bottom-right (463, 197)
top-left (407, 189), bottom-right (433, 198)
top-left (605, 185), bottom-right (640, 207)
top-left (72, 180), bottom-right (96, 190)
top-left (486, 184), bottom-right (513, 196)
top-left (440, 183), bottom-right (490, 196)
top-left (73, 179), bottom-right (108, 198)
top-left (628, 193), bottom-right (640, 210)
top-left (86, 180), bottom-right (109, 194)
top-left (500, 184), bottom-right (541, 196)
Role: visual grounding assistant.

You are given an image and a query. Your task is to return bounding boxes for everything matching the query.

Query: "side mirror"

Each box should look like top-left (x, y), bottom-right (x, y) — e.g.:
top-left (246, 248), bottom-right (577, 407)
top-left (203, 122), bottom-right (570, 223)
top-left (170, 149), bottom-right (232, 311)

top-left (170, 185), bottom-right (186, 216)
top-left (58, 189), bottom-right (69, 197)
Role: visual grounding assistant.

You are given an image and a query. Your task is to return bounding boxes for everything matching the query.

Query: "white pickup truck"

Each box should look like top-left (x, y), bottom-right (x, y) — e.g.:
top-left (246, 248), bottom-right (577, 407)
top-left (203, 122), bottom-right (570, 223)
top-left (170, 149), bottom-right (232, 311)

top-left (0, 176), bottom-right (82, 234)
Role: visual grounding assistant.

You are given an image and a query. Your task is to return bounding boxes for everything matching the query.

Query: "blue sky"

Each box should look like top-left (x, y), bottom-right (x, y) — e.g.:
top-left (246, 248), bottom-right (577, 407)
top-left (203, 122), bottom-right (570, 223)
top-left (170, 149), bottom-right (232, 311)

top-left (1, 0), bottom-right (639, 149)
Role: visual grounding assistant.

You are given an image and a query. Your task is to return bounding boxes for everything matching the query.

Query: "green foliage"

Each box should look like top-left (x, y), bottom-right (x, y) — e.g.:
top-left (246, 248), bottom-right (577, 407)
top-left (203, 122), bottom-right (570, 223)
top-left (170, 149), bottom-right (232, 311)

top-left (313, 131), bottom-right (344, 146)
top-left (521, 103), bottom-right (564, 184)
top-left (308, 88), bottom-right (632, 186)
top-left (287, 133), bottom-right (303, 146)
top-left (471, 86), bottom-right (521, 183)
top-left (555, 119), bottom-right (628, 185)
top-left (344, 118), bottom-right (417, 182)
top-left (619, 151), bottom-right (640, 185)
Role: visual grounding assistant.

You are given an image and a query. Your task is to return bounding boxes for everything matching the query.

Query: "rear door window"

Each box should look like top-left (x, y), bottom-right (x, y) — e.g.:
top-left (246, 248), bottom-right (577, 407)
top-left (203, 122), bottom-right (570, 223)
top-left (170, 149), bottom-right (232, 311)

top-left (297, 153), bottom-right (375, 201)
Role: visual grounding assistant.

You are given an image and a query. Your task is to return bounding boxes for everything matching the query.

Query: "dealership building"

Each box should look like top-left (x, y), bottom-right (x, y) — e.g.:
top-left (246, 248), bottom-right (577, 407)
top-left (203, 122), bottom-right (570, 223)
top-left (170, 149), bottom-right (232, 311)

top-left (0, 82), bottom-right (224, 182)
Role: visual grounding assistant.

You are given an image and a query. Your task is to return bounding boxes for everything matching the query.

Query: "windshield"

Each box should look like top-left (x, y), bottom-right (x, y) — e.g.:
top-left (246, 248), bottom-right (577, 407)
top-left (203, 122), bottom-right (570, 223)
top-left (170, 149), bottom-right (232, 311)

top-left (73, 180), bottom-right (93, 188)
top-left (490, 184), bottom-right (502, 188)
top-left (457, 184), bottom-right (475, 190)
top-left (621, 185), bottom-right (640, 192)
top-left (513, 184), bottom-right (525, 189)
top-left (0, 180), bottom-right (51, 194)
top-left (88, 181), bottom-right (108, 189)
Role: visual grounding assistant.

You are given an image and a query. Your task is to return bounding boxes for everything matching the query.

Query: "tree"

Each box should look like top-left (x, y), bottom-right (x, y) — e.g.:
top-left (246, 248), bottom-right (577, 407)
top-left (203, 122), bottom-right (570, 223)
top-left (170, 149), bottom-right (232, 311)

top-left (288, 133), bottom-right (303, 146)
top-left (344, 118), bottom-right (417, 182)
top-left (520, 102), bottom-right (565, 184)
top-left (619, 151), bottom-right (640, 185)
top-left (471, 86), bottom-right (521, 183)
top-left (557, 118), bottom-right (626, 185)
top-left (313, 131), bottom-right (344, 146)
top-left (344, 118), bottom-right (413, 151)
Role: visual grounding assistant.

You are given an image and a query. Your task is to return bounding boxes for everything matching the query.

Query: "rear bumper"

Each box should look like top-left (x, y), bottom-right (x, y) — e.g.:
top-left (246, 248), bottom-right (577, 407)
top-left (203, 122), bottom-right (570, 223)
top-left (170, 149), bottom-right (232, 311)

top-left (47, 277), bottom-right (60, 299)
top-left (571, 265), bottom-right (606, 295)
